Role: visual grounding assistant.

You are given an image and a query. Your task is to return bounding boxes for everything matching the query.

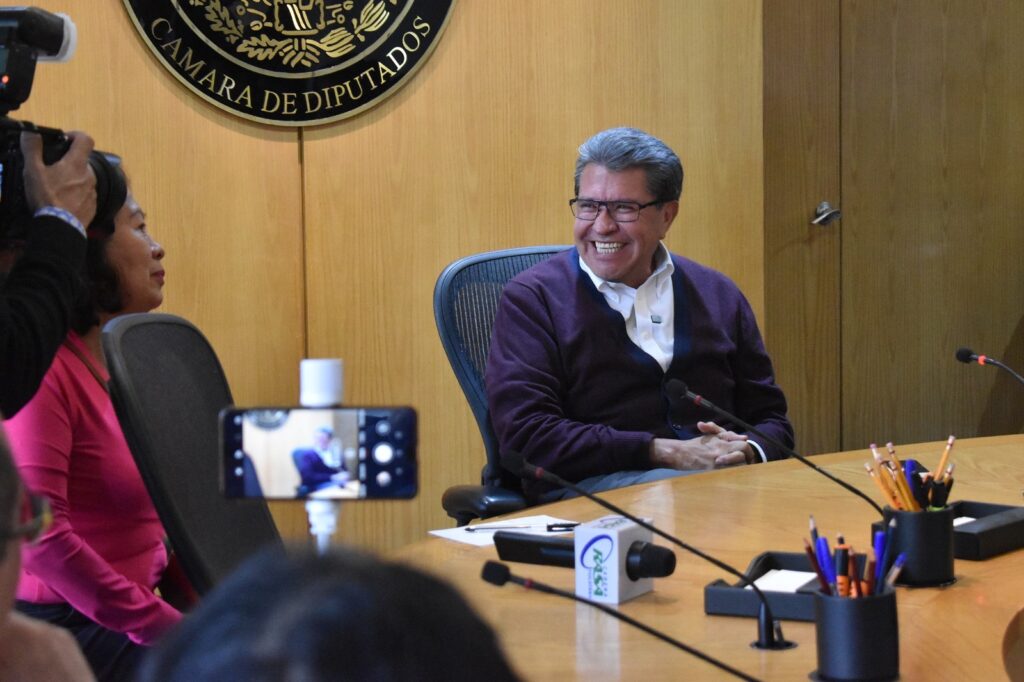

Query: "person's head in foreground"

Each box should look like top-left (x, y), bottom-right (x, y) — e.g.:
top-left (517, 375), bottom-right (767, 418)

top-left (137, 544), bottom-right (521, 682)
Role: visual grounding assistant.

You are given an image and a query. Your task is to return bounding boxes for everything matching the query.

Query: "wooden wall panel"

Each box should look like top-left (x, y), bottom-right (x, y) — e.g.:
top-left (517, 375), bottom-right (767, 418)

top-left (763, 0), bottom-right (841, 456)
top-left (841, 0), bottom-right (1024, 447)
top-left (18, 2), bottom-right (306, 532)
top-left (302, 1), bottom-right (766, 551)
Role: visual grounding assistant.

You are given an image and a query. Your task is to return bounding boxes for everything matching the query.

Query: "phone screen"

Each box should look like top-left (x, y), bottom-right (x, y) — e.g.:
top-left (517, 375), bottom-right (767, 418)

top-left (220, 407), bottom-right (417, 500)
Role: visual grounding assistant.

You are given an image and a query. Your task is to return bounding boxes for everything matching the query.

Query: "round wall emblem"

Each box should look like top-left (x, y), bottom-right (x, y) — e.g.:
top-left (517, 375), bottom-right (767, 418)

top-left (122, 0), bottom-right (455, 126)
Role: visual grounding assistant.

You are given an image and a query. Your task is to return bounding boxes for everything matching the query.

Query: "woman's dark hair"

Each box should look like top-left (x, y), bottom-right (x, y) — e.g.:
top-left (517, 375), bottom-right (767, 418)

top-left (70, 158), bottom-right (128, 334)
top-left (136, 545), bottom-right (521, 682)
top-left (69, 239), bottom-right (122, 334)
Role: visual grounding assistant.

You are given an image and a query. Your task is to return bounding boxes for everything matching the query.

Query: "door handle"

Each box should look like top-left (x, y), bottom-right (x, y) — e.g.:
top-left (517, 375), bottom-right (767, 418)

top-left (811, 201), bottom-right (841, 226)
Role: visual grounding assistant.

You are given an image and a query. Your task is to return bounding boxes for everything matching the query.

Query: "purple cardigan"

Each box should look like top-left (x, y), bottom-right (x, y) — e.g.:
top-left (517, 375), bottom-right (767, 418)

top-left (485, 249), bottom-right (793, 500)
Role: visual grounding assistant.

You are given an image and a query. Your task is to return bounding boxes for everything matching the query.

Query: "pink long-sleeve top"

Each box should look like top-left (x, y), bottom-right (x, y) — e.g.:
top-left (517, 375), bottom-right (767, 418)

top-left (4, 332), bottom-right (182, 645)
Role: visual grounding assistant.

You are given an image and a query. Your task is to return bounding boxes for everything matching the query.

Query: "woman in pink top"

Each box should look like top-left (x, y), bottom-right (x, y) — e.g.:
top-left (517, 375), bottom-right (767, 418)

top-left (4, 159), bottom-right (180, 681)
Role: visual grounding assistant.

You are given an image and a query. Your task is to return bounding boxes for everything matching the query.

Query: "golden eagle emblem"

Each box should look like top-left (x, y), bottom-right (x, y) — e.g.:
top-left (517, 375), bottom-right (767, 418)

top-left (185, 0), bottom-right (392, 69)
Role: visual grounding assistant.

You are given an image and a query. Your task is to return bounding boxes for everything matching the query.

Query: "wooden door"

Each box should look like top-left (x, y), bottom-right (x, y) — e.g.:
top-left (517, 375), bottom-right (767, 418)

top-left (841, 0), bottom-right (1024, 448)
top-left (765, 0), bottom-right (1024, 457)
top-left (763, 0), bottom-right (842, 456)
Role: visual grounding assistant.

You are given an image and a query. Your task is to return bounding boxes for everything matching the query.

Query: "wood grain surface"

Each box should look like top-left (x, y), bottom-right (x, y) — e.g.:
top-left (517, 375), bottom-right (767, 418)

top-left (395, 435), bottom-right (1024, 681)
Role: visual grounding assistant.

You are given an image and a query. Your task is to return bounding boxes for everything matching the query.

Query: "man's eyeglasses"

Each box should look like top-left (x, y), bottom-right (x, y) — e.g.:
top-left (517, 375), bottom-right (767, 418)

top-left (0, 493), bottom-right (51, 544)
top-left (569, 198), bottom-right (661, 222)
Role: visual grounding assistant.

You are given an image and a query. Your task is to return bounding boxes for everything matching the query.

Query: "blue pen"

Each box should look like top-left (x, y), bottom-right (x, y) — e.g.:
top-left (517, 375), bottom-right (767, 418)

top-left (904, 459), bottom-right (918, 495)
top-left (904, 459), bottom-right (929, 509)
top-left (873, 529), bottom-right (886, 584)
top-left (816, 536), bottom-right (836, 590)
top-left (879, 518), bottom-right (896, 581)
top-left (883, 552), bottom-right (908, 589)
top-left (814, 536), bottom-right (828, 578)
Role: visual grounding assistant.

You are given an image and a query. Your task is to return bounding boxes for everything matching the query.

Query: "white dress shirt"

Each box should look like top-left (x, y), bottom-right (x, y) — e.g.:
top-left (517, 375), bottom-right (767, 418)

top-left (579, 243), bottom-right (675, 371)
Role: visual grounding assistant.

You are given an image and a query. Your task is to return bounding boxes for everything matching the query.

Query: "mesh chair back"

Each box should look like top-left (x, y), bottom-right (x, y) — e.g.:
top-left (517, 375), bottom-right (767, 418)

top-left (434, 246), bottom-right (569, 489)
top-left (102, 313), bottom-right (281, 595)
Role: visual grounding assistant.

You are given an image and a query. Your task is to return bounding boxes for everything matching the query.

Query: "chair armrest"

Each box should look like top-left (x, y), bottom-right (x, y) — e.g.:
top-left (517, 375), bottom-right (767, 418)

top-left (441, 484), bottom-right (528, 526)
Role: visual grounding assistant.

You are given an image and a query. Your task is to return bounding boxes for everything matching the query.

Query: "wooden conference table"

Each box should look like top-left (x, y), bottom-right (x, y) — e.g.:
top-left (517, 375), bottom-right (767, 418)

top-left (395, 435), bottom-right (1024, 681)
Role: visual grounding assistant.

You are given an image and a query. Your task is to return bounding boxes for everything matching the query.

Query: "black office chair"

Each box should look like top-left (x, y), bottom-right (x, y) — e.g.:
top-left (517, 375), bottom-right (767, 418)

top-left (102, 313), bottom-right (282, 596)
top-left (435, 245), bottom-right (570, 525)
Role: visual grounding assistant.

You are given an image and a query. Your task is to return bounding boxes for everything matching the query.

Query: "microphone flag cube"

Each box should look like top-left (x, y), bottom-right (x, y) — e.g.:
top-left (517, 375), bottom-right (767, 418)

top-left (574, 515), bottom-right (653, 604)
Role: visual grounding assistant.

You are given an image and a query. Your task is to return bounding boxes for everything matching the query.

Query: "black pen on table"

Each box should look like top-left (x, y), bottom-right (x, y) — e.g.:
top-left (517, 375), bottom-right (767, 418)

top-left (465, 522), bottom-right (580, 533)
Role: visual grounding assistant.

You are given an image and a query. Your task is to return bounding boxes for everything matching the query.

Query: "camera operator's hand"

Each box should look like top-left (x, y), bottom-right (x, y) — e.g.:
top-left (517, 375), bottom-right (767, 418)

top-left (20, 130), bottom-right (97, 227)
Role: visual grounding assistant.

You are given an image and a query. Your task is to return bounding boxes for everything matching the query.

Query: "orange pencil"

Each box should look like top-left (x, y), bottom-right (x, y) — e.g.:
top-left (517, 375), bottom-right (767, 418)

top-left (864, 557), bottom-right (877, 596)
top-left (847, 552), bottom-right (861, 598)
top-left (834, 547), bottom-right (850, 597)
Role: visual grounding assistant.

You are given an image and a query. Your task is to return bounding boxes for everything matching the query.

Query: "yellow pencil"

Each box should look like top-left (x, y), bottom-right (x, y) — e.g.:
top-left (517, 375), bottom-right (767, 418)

top-left (870, 443), bottom-right (885, 467)
top-left (885, 442), bottom-right (920, 511)
top-left (934, 435), bottom-right (955, 483)
top-left (870, 443), bottom-right (908, 509)
top-left (885, 465), bottom-right (915, 510)
top-left (865, 462), bottom-right (903, 509)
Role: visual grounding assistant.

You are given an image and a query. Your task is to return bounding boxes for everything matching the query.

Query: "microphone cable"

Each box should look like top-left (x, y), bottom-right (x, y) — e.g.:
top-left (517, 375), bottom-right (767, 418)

top-left (481, 560), bottom-right (762, 682)
top-left (503, 451), bottom-right (794, 651)
top-left (666, 379), bottom-right (884, 517)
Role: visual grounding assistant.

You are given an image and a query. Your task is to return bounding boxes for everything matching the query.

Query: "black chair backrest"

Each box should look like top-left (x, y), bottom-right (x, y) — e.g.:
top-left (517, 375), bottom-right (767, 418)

top-left (433, 246), bottom-right (569, 490)
top-left (102, 313), bottom-right (281, 595)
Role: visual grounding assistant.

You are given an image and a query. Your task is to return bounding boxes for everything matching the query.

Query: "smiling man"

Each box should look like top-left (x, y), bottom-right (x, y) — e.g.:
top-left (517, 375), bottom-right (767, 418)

top-left (486, 127), bottom-right (793, 502)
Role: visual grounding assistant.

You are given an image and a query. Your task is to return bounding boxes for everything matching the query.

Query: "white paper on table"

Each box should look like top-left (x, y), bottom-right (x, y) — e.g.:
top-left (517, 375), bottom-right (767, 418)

top-left (429, 515), bottom-right (579, 547)
top-left (744, 568), bottom-right (818, 593)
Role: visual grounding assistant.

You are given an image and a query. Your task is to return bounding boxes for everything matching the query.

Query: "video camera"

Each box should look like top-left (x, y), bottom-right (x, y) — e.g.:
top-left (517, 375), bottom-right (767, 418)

top-left (0, 6), bottom-right (124, 243)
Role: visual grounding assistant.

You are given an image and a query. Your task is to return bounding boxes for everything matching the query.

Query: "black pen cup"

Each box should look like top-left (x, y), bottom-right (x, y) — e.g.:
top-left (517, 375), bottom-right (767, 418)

top-left (881, 506), bottom-right (955, 586)
top-left (814, 590), bottom-right (899, 681)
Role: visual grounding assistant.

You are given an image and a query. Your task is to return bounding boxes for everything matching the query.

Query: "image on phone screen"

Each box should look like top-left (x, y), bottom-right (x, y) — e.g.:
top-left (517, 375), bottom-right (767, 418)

top-left (221, 407), bottom-right (416, 500)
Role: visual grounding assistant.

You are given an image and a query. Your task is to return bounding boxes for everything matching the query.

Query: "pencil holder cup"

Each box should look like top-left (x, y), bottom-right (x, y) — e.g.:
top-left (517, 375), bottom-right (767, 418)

top-left (814, 590), bottom-right (899, 681)
top-left (881, 506), bottom-right (956, 586)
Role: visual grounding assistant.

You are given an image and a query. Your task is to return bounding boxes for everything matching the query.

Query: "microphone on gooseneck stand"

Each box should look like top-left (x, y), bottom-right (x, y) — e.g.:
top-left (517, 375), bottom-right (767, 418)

top-left (955, 347), bottom-right (1024, 387)
top-left (502, 451), bottom-right (795, 651)
top-left (481, 561), bottom-right (763, 682)
top-left (665, 379), bottom-right (885, 517)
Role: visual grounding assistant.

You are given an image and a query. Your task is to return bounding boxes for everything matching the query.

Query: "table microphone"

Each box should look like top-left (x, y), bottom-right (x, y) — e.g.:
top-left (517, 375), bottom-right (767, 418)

top-left (502, 451), bottom-right (794, 651)
top-left (955, 347), bottom-right (1024, 387)
top-left (493, 530), bottom-right (676, 579)
top-left (665, 379), bottom-right (884, 517)
top-left (481, 561), bottom-right (762, 682)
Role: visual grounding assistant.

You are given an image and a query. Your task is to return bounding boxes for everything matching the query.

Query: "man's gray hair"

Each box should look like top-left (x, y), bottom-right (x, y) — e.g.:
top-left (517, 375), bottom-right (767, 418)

top-left (574, 127), bottom-right (683, 203)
